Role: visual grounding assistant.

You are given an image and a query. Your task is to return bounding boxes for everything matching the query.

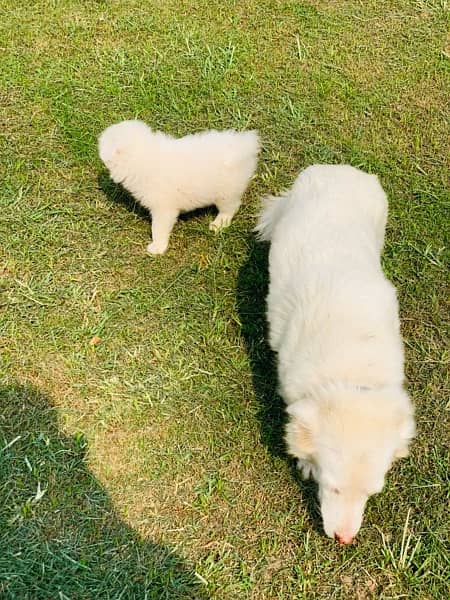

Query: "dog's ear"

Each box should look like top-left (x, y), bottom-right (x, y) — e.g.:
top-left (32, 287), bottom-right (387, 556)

top-left (285, 399), bottom-right (318, 459)
top-left (394, 404), bottom-right (416, 459)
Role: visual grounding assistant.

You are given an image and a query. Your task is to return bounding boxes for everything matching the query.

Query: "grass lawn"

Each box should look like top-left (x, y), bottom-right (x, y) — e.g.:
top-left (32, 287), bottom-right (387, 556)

top-left (1, 0), bottom-right (449, 598)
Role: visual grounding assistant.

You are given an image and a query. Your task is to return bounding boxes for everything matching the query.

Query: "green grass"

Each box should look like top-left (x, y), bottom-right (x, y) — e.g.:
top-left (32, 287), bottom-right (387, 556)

top-left (1, 0), bottom-right (449, 598)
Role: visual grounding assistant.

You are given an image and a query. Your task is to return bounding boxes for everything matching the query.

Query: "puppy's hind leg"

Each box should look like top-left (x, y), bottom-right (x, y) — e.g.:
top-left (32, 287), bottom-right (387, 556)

top-left (209, 194), bottom-right (242, 231)
top-left (146, 208), bottom-right (179, 255)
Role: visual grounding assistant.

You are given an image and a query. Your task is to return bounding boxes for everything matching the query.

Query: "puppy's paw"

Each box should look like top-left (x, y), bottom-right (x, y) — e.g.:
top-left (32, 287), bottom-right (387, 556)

top-left (146, 241), bottom-right (168, 255)
top-left (297, 459), bottom-right (313, 479)
top-left (209, 214), bottom-right (232, 231)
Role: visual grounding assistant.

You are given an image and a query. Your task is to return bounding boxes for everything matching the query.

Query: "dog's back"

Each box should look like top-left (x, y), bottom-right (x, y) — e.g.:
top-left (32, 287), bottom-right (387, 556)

top-left (171, 129), bottom-right (260, 200)
top-left (256, 164), bottom-right (387, 248)
top-left (257, 165), bottom-right (402, 395)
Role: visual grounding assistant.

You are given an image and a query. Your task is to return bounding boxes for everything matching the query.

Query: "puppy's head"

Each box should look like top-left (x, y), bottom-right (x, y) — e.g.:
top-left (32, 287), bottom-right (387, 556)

top-left (98, 120), bottom-right (152, 184)
top-left (285, 385), bottom-right (415, 544)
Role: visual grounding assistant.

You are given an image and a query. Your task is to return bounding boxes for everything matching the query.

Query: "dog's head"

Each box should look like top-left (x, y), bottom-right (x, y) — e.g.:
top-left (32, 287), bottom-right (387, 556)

top-left (98, 120), bottom-right (152, 184)
top-left (285, 385), bottom-right (415, 544)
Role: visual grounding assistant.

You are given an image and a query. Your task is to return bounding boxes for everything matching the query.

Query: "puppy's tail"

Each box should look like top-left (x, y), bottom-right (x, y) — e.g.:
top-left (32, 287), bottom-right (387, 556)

top-left (224, 129), bottom-right (260, 168)
top-left (254, 193), bottom-right (286, 241)
top-left (240, 129), bottom-right (260, 158)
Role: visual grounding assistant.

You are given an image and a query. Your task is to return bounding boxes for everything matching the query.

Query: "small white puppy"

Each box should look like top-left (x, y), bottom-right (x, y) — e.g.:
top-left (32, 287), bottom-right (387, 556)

top-left (256, 164), bottom-right (415, 544)
top-left (98, 120), bottom-right (260, 254)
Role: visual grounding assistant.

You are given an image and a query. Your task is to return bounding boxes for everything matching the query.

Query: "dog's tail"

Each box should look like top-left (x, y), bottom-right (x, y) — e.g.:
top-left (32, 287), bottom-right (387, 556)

top-left (241, 129), bottom-right (261, 158)
top-left (254, 193), bottom-right (287, 241)
top-left (223, 129), bottom-right (260, 169)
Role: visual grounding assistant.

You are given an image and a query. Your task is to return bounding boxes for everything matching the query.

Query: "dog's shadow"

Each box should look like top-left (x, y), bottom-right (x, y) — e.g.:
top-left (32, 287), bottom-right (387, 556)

top-left (97, 171), bottom-right (216, 224)
top-left (236, 237), bottom-right (323, 534)
top-left (98, 171), bottom-right (150, 220)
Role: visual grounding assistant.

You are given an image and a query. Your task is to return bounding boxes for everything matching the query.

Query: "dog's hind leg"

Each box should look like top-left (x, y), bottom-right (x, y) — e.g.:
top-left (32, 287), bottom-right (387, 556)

top-left (147, 208), bottom-right (179, 255)
top-left (209, 194), bottom-right (242, 231)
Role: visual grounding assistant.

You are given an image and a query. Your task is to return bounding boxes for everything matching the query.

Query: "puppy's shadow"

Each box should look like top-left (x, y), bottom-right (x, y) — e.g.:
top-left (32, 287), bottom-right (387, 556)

top-left (97, 171), bottom-right (216, 224)
top-left (97, 171), bottom-right (150, 220)
top-left (236, 237), bottom-right (323, 533)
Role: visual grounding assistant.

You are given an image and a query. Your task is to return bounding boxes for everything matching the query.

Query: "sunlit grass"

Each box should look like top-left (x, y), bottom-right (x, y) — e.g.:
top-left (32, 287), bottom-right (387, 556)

top-left (1, 0), bottom-right (449, 598)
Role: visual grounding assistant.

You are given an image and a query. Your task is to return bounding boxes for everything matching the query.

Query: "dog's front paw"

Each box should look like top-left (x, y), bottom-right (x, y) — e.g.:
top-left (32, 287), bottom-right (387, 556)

top-left (209, 214), bottom-right (232, 231)
top-left (297, 459), bottom-right (313, 479)
top-left (146, 241), bottom-right (168, 255)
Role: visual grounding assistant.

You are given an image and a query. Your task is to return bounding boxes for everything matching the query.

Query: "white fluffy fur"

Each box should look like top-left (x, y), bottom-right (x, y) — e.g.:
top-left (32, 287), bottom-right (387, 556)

top-left (98, 120), bottom-right (260, 254)
top-left (256, 164), bottom-right (415, 544)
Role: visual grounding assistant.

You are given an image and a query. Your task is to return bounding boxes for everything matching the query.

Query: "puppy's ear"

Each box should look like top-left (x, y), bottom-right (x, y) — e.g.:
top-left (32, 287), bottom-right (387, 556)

top-left (285, 399), bottom-right (318, 459)
top-left (394, 407), bottom-right (416, 459)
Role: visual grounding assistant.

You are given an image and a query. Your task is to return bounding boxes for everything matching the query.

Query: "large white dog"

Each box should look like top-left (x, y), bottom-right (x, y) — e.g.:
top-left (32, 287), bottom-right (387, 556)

top-left (99, 120), bottom-right (260, 254)
top-left (256, 164), bottom-right (415, 544)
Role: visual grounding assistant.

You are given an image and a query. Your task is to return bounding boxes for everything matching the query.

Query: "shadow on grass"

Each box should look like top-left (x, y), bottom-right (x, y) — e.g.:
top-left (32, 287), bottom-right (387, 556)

top-left (236, 237), bottom-right (323, 534)
top-left (0, 382), bottom-right (207, 599)
top-left (97, 170), bottom-right (150, 220)
top-left (97, 170), bottom-right (216, 225)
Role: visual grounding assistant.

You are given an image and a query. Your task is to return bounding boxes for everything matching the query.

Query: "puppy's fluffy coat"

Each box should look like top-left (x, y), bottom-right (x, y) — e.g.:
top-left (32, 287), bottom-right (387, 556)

top-left (256, 164), bottom-right (415, 544)
top-left (99, 120), bottom-right (260, 254)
